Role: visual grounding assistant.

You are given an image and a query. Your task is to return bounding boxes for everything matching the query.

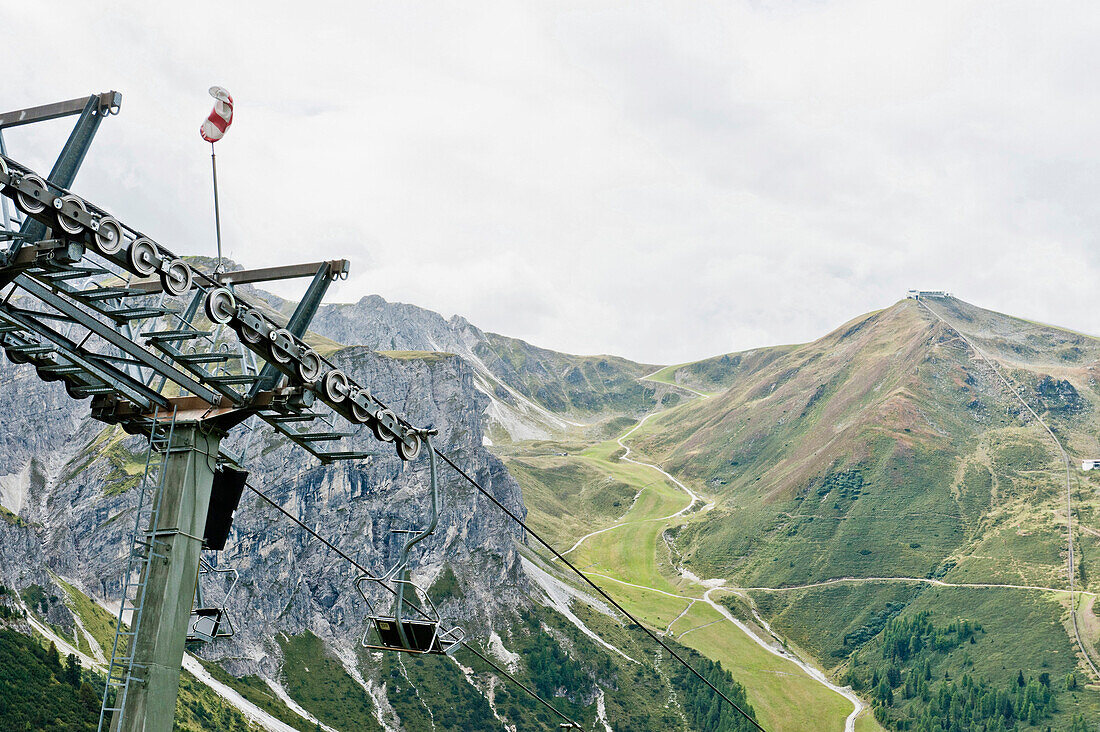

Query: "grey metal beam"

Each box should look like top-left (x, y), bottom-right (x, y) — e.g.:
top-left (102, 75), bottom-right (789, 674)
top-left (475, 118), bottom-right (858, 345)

top-left (14, 275), bottom-right (222, 404)
top-left (216, 259), bottom-right (348, 286)
top-left (0, 307), bottom-right (163, 409)
top-left (247, 261), bottom-right (339, 398)
top-left (0, 91), bottom-right (121, 129)
top-left (5, 93), bottom-right (120, 266)
top-left (123, 260), bottom-right (351, 295)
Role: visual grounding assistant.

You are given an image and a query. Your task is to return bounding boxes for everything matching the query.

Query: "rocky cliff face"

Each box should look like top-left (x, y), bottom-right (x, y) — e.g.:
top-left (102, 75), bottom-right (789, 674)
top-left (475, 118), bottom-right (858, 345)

top-left (307, 294), bottom-right (661, 440)
top-left (0, 342), bottom-right (527, 677)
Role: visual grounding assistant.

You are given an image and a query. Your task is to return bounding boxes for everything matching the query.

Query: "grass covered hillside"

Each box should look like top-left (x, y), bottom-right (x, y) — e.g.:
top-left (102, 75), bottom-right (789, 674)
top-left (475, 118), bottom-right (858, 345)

top-left (625, 297), bottom-right (1100, 728)
top-left (633, 299), bottom-right (1098, 585)
top-left (476, 333), bottom-right (663, 416)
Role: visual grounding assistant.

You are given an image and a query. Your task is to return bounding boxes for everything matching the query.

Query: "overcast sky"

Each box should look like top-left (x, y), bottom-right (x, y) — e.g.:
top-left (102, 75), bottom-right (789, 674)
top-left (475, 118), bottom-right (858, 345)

top-left (3, 2), bottom-right (1099, 364)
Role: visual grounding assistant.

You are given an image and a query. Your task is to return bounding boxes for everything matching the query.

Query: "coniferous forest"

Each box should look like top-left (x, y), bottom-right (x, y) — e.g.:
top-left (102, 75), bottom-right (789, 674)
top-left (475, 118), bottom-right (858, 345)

top-left (0, 629), bottom-right (99, 731)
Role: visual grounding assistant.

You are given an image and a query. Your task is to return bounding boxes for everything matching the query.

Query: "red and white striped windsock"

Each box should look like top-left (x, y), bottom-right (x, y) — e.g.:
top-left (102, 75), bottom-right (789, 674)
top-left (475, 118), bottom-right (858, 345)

top-left (200, 86), bottom-right (234, 143)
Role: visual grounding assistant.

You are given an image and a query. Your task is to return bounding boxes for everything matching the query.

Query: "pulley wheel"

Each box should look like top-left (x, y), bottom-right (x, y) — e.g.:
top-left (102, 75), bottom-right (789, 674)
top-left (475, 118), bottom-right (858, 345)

top-left (321, 369), bottom-right (349, 402)
top-left (350, 392), bottom-right (372, 423)
top-left (94, 217), bottom-right (124, 255)
top-left (297, 348), bottom-right (323, 383)
top-left (396, 432), bottom-right (422, 461)
top-left (161, 259), bottom-right (193, 297)
top-left (16, 174), bottom-right (48, 215)
top-left (205, 288), bottom-right (237, 324)
top-left (0, 157), bottom-right (8, 191)
top-left (239, 310), bottom-right (266, 344)
top-left (5, 348), bottom-right (29, 365)
top-left (128, 237), bottom-right (159, 277)
top-left (372, 408), bottom-right (397, 442)
top-left (56, 195), bottom-right (87, 236)
top-left (268, 328), bottom-right (295, 363)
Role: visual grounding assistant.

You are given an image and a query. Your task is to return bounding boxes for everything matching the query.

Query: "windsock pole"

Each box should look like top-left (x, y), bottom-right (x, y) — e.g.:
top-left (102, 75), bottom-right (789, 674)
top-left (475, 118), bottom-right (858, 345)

top-left (210, 142), bottom-right (223, 269)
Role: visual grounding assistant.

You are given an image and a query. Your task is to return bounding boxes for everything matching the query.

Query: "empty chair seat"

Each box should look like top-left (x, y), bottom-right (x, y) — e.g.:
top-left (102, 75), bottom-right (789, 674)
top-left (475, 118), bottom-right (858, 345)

top-left (187, 608), bottom-right (224, 644)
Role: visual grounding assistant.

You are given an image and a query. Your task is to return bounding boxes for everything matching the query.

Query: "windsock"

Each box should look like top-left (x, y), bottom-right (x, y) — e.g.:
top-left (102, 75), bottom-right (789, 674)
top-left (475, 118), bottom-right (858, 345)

top-left (200, 86), bottom-right (234, 143)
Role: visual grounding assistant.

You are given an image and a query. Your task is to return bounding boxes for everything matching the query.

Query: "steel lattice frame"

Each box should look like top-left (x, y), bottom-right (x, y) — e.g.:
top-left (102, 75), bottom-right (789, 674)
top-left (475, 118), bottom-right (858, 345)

top-left (0, 150), bottom-right (430, 462)
top-left (0, 94), bottom-right (462, 732)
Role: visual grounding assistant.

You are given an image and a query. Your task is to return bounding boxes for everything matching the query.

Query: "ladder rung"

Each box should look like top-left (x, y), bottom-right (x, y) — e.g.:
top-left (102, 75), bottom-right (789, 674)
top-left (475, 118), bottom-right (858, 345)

top-left (0, 323), bottom-right (21, 333)
top-left (7, 344), bottom-right (53, 355)
top-left (37, 265), bottom-right (108, 280)
top-left (70, 287), bottom-right (135, 301)
top-left (208, 374), bottom-right (260, 385)
top-left (316, 451), bottom-right (374, 461)
top-left (107, 306), bottom-right (177, 321)
top-left (267, 412), bottom-right (321, 423)
top-left (142, 329), bottom-right (211, 342)
top-left (174, 353), bottom-right (236, 365)
top-left (293, 432), bottom-right (353, 442)
top-left (37, 364), bottom-right (85, 375)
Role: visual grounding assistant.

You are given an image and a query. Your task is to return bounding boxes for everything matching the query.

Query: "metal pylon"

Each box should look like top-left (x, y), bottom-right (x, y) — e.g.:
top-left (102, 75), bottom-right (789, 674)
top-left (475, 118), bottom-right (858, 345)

top-left (98, 406), bottom-right (179, 732)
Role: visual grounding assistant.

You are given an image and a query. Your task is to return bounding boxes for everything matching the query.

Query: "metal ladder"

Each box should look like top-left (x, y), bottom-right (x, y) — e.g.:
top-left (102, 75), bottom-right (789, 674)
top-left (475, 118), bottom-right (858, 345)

top-left (98, 406), bottom-right (179, 732)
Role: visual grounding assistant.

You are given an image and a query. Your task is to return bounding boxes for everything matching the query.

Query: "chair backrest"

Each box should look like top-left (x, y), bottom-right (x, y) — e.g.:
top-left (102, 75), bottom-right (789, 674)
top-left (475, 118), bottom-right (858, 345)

top-left (187, 608), bottom-right (223, 643)
top-left (372, 617), bottom-right (440, 653)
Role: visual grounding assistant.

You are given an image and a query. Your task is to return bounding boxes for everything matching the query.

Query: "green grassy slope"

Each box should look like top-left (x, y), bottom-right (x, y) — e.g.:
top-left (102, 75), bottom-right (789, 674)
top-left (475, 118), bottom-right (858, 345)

top-left (647, 345), bottom-right (799, 396)
top-left (477, 332), bottom-right (663, 416)
top-left (499, 435), bottom-right (865, 732)
top-left (625, 297), bottom-right (1100, 728)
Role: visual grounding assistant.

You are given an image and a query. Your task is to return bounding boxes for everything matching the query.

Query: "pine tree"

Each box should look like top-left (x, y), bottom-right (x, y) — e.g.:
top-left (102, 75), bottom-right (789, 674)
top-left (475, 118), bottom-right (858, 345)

top-left (46, 641), bottom-right (60, 670)
top-left (876, 678), bottom-right (893, 706)
top-left (63, 653), bottom-right (81, 686)
top-left (1028, 700), bottom-right (1040, 725)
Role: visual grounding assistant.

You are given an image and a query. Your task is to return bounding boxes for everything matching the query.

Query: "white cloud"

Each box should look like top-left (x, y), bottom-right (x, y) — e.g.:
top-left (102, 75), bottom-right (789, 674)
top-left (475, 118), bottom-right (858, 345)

top-left (3, 1), bottom-right (1099, 363)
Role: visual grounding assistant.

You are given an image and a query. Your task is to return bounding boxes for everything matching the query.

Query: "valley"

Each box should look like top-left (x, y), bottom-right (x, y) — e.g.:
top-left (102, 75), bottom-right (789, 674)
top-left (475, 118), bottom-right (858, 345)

top-left (499, 391), bottom-right (876, 731)
top-left (4, 292), bottom-right (1100, 730)
top-left (498, 297), bottom-right (1100, 731)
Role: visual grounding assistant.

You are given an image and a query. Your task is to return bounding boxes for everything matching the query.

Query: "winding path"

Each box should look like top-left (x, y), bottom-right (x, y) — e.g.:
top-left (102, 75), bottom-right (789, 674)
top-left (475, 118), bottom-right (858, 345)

top-left (731, 575), bottom-right (1099, 596)
top-left (559, 412), bottom-right (707, 559)
top-left (562, 323), bottom-right (1100, 730)
top-left (563, 383), bottom-right (867, 731)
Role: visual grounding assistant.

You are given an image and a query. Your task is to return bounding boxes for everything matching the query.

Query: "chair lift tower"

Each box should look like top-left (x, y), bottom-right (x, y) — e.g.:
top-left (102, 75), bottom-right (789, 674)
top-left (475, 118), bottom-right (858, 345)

top-left (0, 93), bottom-right (455, 732)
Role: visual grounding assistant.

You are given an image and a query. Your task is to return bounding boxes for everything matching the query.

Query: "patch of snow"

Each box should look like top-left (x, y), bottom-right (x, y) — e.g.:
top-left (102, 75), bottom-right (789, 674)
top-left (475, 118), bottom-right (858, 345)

top-left (521, 557), bottom-right (637, 663)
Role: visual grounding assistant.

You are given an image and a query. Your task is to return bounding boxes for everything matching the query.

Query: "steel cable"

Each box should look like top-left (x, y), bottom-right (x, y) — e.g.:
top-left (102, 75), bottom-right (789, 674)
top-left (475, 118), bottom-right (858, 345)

top-left (431, 446), bottom-right (767, 732)
top-left (241, 477), bottom-right (584, 730)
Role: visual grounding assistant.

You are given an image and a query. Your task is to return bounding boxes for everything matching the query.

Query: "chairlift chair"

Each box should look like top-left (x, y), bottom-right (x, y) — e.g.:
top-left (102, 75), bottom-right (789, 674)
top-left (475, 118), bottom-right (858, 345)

top-left (187, 556), bottom-right (238, 644)
top-left (355, 432), bottom-right (465, 655)
top-left (356, 574), bottom-right (465, 655)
